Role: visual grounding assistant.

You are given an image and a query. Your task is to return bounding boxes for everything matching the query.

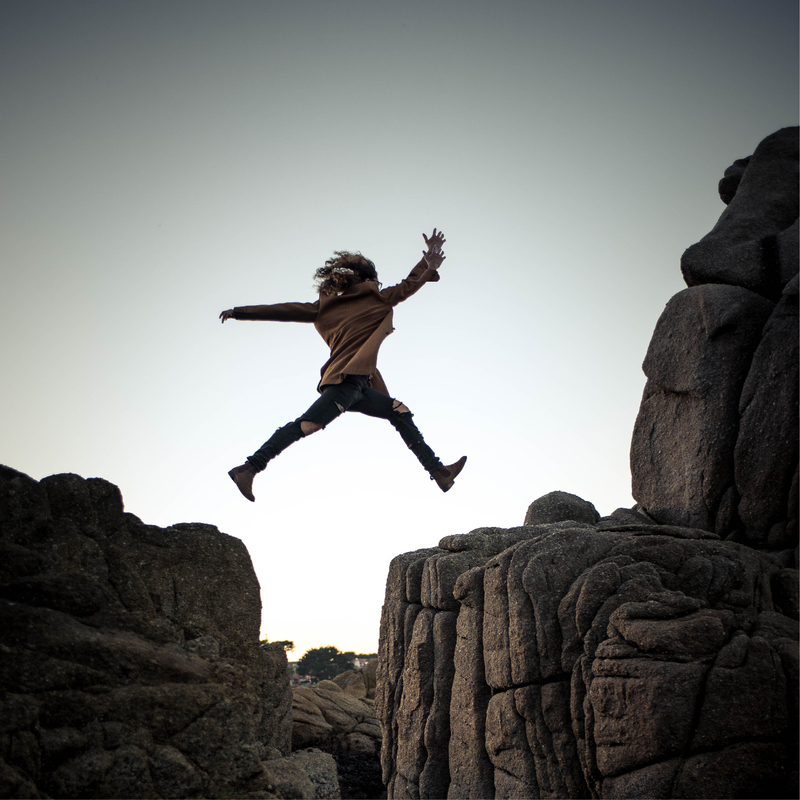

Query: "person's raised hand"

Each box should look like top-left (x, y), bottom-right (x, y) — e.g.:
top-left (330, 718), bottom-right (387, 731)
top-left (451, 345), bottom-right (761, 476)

top-left (423, 228), bottom-right (445, 252)
top-left (219, 309), bottom-right (235, 323)
top-left (422, 228), bottom-right (446, 273)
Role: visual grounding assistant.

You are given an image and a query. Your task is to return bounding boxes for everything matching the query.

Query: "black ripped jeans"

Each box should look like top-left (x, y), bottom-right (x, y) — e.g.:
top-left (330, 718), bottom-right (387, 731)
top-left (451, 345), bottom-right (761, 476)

top-left (246, 375), bottom-right (444, 474)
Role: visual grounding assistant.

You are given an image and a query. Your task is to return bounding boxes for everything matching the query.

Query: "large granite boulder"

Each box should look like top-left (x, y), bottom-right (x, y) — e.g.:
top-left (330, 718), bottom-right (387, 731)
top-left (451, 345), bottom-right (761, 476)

top-left (630, 283), bottom-right (775, 534)
top-left (376, 517), bottom-right (798, 799)
top-left (292, 680), bottom-right (380, 756)
top-left (262, 750), bottom-right (340, 800)
top-left (330, 660), bottom-right (378, 701)
top-left (735, 275), bottom-right (799, 546)
top-left (631, 128), bottom-right (799, 546)
top-left (0, 465), bottom-right (337, 799)
top-left (680, 125), bottom-right (798, 299)
top-left (376, 128), bottom-right (799, 799)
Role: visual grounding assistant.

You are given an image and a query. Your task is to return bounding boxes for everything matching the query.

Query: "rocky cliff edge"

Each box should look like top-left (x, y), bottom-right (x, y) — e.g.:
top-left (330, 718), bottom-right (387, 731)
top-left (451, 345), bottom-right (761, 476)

top-left (376, 127), bottom-right (799, 799)
top-left (0, 466), bottom-right (338, 799)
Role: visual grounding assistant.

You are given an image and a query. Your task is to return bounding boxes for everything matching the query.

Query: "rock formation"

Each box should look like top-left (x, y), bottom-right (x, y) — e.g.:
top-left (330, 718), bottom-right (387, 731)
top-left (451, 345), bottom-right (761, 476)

top-left (376, 127), bottom-right (799, 799)
top-left (632, 128), bottom-right (798, 545)
top-left (292, 663), bottom-right (381, 757)
top-left (680, 127), bottom-right (798, 300)
top-left (292, 663), bottom-right (383, 799)
top-left (0, 466), bottom-right (338, 799)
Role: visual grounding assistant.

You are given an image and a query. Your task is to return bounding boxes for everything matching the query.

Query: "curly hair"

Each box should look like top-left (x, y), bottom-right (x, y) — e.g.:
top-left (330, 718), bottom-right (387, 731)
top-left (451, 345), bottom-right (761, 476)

top-left (313, 251), bottom-right (381, 296)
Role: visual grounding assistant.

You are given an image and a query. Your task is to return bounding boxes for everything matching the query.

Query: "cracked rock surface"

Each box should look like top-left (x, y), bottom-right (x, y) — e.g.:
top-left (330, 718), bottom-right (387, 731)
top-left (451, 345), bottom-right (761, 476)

top-left (377, 127), bottom-right (799, 799)
top-left (0, 466), bottom-right (337, 799)
top-left (292, 664), bottom-right (383, 799)
top-left (632, 126), bottom-right (798, 546)
top-left (292, 664), bottom-right (381, 757)
top-left (376, 518), bottom-right (798, 799)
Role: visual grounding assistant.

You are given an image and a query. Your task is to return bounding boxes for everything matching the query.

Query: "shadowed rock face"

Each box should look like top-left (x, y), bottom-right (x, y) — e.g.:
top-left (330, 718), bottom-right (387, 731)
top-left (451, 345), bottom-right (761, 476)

top-left (292, 663), bottom-right (381, 756)
top-left (681, 126), bottom-right (798, 300)
top-left (292, 664), bottom-right (383, 800)
top-left (632, 126), bottom-right (798, 546)
top-left (0, 466), bottom-right (316, 799)
top-left (376, 518), bottom-right (798, 800)
top-left (377, 128), bottom-right (800, 800)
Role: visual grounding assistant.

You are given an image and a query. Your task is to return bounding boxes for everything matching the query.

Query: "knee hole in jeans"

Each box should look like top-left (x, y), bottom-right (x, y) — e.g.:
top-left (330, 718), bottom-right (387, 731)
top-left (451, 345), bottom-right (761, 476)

top-left (300, 420), bottom-right (322, 436)
top-left (392, 400), bottom-right (411, 414)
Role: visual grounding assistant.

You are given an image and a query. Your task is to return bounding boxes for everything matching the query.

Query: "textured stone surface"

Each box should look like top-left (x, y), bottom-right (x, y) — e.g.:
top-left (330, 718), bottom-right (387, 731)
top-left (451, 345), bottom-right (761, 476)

top-left (291, 664), bottom-right (383, 799)
top-left (631, 127), bottom-right (799, 544)
top-left (292, 681), bottom-right (380, 756)
top-left (735, 275), bottom-right (799, 547)
top-left (264, 749), bottom-right (340, 800)
top-left (331, 659), bottom-right (378, 700)
top-left (377, 128), bottom-right (799, 800)
top-left (630, 284), bottom-right (774, 532)
top-left (377, 520), bottom-right (798, 799)
top-left (681, 125), bottom-right (799, 299)
top-left (0, 465), bottom-right (336, 799)
top-left (523, 490), bottom-right (600, 526)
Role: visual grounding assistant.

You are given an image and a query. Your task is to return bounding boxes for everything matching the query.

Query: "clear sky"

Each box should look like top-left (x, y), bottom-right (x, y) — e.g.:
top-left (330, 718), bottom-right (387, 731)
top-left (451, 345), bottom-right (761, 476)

top-left (2, 0), bottom-right (797, 658)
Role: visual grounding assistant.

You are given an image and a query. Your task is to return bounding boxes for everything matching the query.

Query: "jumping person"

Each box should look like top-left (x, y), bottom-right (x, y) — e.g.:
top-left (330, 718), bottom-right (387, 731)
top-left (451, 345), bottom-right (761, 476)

top-left (220, 228), bottom-right (466, 502)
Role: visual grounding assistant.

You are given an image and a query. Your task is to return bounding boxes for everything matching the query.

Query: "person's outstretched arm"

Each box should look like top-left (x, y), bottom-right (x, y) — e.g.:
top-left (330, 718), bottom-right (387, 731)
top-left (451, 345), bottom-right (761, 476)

top-left (380, 229), bottom-right (446, 306)
top-left (219, 299), bottom-right (319, 324)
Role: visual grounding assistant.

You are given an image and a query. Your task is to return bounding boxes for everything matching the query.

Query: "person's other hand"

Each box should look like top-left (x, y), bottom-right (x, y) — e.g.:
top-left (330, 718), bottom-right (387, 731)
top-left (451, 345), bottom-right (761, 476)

top-left (422, 245), bottom-right (445, 272)
top-left (219, 309), bottom-right (235, 323)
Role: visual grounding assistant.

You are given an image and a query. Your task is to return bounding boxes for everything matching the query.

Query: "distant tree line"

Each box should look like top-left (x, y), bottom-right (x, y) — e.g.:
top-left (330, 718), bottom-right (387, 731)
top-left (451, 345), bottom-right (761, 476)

top-left (296, 646), bottom-right (357, 681)
top-left (260, 642), bottom-right (377, 681)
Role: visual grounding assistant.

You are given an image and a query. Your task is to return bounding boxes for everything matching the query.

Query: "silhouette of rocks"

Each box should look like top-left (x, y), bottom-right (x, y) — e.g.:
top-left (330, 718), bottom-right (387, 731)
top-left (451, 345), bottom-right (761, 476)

top-left (681, 126), bottom-right (798, 299)
top-left (376, 128), bottom-right (799, 799)
top-left (633, 127), bottom-right (798, 546)
top-left (0, 465), bottom-right (337, 799)
top-left (717, 155), bottom-right (751, 205)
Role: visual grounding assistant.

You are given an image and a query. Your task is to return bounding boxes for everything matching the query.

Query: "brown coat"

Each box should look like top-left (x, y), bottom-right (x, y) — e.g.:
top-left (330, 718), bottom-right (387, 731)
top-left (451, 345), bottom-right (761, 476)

top-left (231, 258), bottom-right (439, 395)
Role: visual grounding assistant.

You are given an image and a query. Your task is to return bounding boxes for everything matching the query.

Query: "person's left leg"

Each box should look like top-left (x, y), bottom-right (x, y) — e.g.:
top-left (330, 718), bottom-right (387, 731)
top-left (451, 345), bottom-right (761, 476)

top-left (350, 389), bottom-right (467, 491)
top-left (229, 376), bottom-right (370, 501)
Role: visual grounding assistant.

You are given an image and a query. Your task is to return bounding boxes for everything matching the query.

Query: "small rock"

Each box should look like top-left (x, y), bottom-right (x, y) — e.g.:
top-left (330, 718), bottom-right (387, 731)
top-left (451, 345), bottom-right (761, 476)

top-left (523, 491), bottom-right (600, 526)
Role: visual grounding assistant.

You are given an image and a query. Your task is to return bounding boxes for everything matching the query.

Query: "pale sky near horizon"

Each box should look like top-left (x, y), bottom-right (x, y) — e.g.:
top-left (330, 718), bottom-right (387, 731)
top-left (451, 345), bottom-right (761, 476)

top-left (2, 0), bottom-right (797, 658)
